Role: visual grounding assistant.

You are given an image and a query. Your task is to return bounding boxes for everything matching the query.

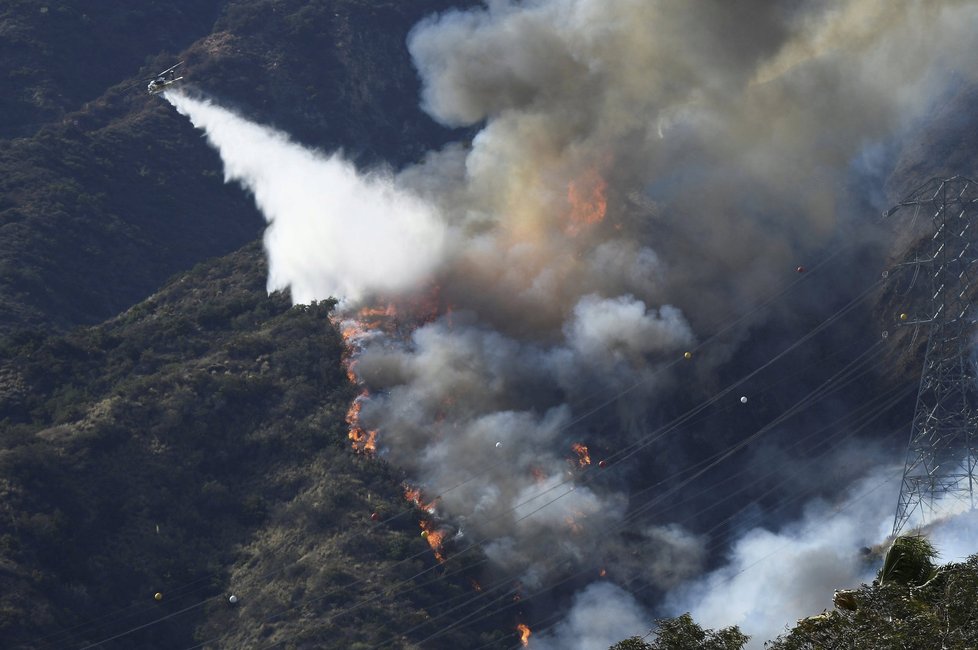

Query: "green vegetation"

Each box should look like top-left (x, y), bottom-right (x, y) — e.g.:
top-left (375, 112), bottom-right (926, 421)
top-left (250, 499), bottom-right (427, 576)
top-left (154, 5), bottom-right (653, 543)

top-left (610, 614), bottom-right (748, 650)
top-left (877, 534), bottom-right (938, 587)
top-left (0, 0), bottom-right (224, 138)
top-left (0, 0), bottom-right (473, 338)
top-left (0, 1), bottom-right (498, 646)
top-left (0, 243), bottom-right (504, 649)
top-left (4, 2), bottom-right (977, 648)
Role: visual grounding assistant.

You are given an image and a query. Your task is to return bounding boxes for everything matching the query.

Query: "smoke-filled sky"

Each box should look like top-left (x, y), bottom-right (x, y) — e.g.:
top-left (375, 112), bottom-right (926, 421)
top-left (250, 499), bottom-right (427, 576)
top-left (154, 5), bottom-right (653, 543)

top-left (167, 0), bottom-right (978, 646)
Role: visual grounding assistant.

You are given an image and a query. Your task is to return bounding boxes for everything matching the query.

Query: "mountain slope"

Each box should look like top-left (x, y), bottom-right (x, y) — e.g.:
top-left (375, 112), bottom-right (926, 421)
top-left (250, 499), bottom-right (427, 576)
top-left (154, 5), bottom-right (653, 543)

top-left (0, 0), bottom-right (472, 338)
top-left (0, 1), bottom-right (225, 138)
top-left (0, 242), bottom-right (503, 649)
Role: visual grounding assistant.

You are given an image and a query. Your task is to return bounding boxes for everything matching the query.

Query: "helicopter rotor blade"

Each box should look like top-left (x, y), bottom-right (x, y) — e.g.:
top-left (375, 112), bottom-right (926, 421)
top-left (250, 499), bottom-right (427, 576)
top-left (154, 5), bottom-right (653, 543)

top-left (157, 61), bottom-right (185, 75)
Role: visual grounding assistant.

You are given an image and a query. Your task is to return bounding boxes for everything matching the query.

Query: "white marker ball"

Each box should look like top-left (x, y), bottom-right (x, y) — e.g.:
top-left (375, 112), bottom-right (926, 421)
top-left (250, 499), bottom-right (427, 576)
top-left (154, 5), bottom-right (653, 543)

top-left (495, 442), bottom-right (502, 448)
top-left (229, 595), bottom-right (238, 604)
top-left (740, 396), bottom-right (748, 404)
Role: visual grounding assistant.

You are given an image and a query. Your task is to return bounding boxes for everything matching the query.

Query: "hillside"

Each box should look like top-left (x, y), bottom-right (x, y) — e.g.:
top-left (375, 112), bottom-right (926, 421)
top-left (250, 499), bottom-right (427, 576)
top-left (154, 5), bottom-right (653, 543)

top-left (0, 0), bottom-right (472, 337)
top-left (4, 2), bottom-right (978, 649)
top-left (0, 242), bottom-right (506, 649)
top-left (0, 1), bottom-right (225, 139)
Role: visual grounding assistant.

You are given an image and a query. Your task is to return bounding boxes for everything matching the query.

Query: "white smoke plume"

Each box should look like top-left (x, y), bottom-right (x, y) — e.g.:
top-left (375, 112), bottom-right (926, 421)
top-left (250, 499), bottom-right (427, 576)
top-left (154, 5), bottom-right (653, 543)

top-left (532, 583), bottom-right (652, 650)
top-left (529, 469), bottom-right (975, 649)
top-left (663, 469), bottom-right (978, 649)
top-left (165, 91), bottom-right (447, 305)
top-left (665, 468), bottom-right (894, 648)
top-left (929, 507), bottom-right (978, 564)
top-left (166, 0), bottom-right (978, 644)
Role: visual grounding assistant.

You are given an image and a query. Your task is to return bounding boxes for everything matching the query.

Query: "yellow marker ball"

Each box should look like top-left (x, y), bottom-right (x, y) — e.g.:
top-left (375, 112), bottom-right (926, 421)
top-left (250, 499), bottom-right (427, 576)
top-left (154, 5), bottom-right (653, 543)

top-left (683, 351), bottom-right (692, 360)
top-left (899, 313), bottom-right (908, 321)
top-left (421, 530), bottom-right (429, 538)
top-left (154, 592), bottom-right (163, 601)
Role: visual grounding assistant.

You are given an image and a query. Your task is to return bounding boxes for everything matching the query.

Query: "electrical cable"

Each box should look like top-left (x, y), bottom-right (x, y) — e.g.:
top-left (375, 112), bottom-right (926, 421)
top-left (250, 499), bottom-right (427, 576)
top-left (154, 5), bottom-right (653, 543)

top-left (404, 352), bottom-right (908, 647)
top-left (67, 264), bottom-right (887, 649)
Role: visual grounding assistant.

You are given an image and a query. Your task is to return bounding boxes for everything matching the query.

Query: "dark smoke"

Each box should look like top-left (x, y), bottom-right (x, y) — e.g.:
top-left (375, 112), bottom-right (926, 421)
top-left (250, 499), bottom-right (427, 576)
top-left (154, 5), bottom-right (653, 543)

top-left (170, 1), bottom-right (978, 645)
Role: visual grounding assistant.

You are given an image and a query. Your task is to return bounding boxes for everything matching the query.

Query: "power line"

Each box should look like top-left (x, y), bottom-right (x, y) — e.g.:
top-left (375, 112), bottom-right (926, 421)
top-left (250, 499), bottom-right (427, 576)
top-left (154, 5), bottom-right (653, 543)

top-left (886, 176), bottom-right (978, 535)
top-left (66, 254), bottom-right (879, 649)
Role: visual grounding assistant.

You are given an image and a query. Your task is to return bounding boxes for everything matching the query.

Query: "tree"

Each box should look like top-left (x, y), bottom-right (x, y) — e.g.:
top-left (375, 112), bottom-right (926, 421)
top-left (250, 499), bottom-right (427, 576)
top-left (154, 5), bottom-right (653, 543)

top-left (610, 614), bottom-right (748, 650)
top-left (769, 547), bottom-right (978, 649)
top-left (877, 535), bottom-right (938, 587)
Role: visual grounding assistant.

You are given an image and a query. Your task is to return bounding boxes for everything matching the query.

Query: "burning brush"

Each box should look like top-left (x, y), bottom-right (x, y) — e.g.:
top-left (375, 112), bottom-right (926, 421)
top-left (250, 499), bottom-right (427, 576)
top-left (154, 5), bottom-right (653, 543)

top-left (338, 287), bottom-right (445, 455)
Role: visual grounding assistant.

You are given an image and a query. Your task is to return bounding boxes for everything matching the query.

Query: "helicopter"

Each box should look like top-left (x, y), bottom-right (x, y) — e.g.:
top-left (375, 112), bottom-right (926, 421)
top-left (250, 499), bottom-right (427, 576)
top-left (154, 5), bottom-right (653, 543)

top-left (146, 62), bottom-right (184, 95)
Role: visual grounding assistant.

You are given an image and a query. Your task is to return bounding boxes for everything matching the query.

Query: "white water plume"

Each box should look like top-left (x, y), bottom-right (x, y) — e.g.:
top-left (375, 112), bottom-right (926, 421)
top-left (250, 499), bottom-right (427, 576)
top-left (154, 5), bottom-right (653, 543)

top-left (165, 91), bottom-right (447, 304)
top-left (166, 0), bottom-right (978, 644)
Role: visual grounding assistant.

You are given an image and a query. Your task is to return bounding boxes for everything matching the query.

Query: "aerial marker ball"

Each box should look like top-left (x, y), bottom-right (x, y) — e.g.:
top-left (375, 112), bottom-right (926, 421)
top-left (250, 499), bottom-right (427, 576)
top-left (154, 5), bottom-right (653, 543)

top-left (598, 460), bottom-right (607, 469)
top-left (796, 266), bottom-right (805, 273)
top-left (421, 530), bottom-right (429, 538)
top-left (229, 594), bottom-right (239, 605)
top-left (370, 512), bottom-right (380, 521)
top-left (154, 592), bottom-right (163, 602)
top-left (900, 313), bottom-right (908, 321)
top-left (740, 396), bottom-right (748, 404)
top-left (495, 441), bottom-right (502, 448)
top-left (683, 351), bottom-right (692, 360)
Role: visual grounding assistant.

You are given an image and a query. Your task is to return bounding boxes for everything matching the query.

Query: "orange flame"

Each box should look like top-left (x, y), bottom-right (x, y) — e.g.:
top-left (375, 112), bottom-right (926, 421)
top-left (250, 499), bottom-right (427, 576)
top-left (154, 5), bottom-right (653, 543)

top-left (571, 442), bottom-right (591, 468)
top-left (340, 320), bottom-right (365, 343)
top-left (344, 360), bottom-right (359, 385)
top-left (403, 485), bottom-right (438, 513)
top-left (566, 168), bottom-right (608, 236)
top-left (346, 393), bottom-right (377, 455)
top-left (354, 304), bottom-right (399, 337)
top-left (517, 623), bottom-right (532, 647)
top-left (357, 303), bottom-right (398, 320)
top-left (340, 315), bottom-right (379, 454)
top-left (564, 515), bottom-right (584, 534)
top-left (347, 427), bottom-right (377, 455)
top-left (420, 520), bottom-right (447, 562)
top-left (337, 285), bottom-right (445, 455)
top-left (404, 485), bottom-right (446, 562)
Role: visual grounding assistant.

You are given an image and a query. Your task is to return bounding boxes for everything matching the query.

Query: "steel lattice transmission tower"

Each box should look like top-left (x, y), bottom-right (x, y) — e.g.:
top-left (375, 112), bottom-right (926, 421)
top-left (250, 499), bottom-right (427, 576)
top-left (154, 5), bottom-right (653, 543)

top-left (886, 176), bottom-right (978, 536)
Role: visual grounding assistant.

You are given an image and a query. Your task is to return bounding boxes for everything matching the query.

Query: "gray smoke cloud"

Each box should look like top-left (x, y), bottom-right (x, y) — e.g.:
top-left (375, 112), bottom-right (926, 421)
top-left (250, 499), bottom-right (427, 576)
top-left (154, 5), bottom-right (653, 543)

top-left (166, 0), bottom-right (978, 642)
top-left (404, 0), bottom-right (978, 334)
top-left (366, 0), bottom-right (978, 583)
